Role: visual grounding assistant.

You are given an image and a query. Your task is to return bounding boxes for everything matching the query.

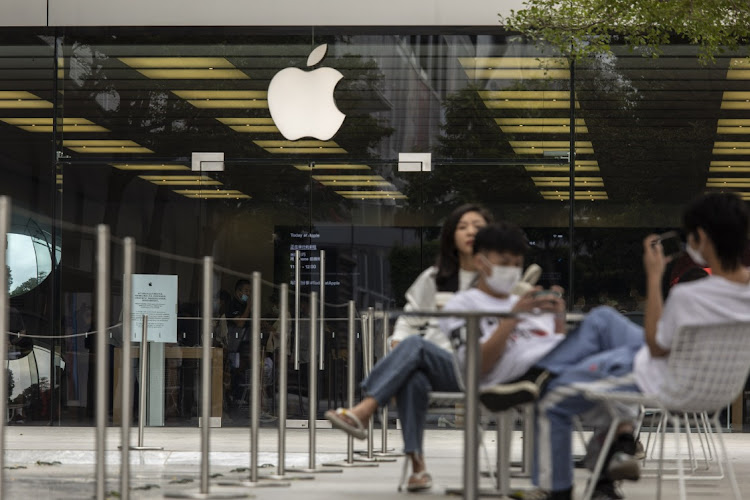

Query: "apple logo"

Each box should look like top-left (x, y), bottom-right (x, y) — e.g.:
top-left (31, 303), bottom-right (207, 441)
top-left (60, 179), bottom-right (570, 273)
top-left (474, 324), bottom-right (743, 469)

top-left (267, 44), bottom-right (345, 141)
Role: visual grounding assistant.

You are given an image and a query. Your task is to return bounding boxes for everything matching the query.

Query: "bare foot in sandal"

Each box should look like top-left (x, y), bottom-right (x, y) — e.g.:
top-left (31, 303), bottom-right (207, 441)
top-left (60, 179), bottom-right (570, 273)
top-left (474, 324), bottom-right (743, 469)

top-left (406, 454), bottom-right (432, 492)
top-left (324, 397), bottom-right (379, 440)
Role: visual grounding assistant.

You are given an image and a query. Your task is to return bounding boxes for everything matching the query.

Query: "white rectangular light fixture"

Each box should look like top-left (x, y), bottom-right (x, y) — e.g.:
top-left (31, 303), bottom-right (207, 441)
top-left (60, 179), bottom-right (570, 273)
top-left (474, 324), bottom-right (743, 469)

top-left (192, 152), bottom-right (225, 172)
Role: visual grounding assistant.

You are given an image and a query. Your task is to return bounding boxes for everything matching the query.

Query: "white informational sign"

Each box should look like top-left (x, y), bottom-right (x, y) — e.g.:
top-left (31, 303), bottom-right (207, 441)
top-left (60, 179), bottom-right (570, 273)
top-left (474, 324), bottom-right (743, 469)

top-left (131, 274), bottom-right (178, 343)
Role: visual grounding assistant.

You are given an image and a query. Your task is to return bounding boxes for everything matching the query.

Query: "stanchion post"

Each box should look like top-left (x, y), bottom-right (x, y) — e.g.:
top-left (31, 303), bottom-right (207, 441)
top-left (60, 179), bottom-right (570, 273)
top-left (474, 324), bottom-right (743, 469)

top-left (308, 292), bottom-right (318, 469)
top-left (322, 302), bottom-right (377, 469)
top-left (372, 311), bottom-right (402, 458)
top-left (200, 257), bottom-right (213, 493)
top-left (120, 237), bottom-right (135, 500)
top-left (286, 292), bottom-right (341, 474)
top-left (95, 224), bottom-right (110, 500)
top-left (353, 309), bottom-right (395, 464)
top-left (130, 315), bottom-right (162, 452)
top-left (0, 197), bottom-right (11, 497)
top-left (366, 308), bottom-right (374, 459)
top-left (277, 284), bottom-right (289, 476)
top-left (463, 316), bottom-right (481, 500)
top-left (138, 316), bottom-right (149, 447)
top-left (249, 272), bottom-right (261, 483)
top-left (319, 250), bottom-right (325, 370)
top-left (294, 250), bottom-right (301, 371)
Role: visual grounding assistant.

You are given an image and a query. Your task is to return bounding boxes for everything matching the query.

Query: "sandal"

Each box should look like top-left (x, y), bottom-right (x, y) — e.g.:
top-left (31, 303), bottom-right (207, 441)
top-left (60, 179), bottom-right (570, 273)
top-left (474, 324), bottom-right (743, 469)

top-left (324, 408), bottom-right (367, 440)
top-left (407, 471), bottom-right (433, 492)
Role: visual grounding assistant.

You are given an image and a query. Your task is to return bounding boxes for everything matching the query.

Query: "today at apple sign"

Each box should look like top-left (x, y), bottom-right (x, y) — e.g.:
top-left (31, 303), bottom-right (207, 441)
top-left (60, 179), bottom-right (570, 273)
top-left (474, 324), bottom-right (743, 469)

top-left (267, 44), bottom-right (346, 141)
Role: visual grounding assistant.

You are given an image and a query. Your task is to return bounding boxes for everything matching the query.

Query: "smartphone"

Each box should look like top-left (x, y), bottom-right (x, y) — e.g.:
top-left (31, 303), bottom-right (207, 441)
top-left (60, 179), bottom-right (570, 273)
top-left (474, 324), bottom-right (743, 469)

top-left (657, 230), bottom-right (683, 258)
top-left (533, 290), bottom-right (562, 299)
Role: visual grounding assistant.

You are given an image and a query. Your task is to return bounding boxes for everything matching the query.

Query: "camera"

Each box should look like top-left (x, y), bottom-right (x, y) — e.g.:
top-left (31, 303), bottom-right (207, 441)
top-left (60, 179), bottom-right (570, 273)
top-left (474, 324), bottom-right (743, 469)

top-left (655, 230), bottom-right (683, 258)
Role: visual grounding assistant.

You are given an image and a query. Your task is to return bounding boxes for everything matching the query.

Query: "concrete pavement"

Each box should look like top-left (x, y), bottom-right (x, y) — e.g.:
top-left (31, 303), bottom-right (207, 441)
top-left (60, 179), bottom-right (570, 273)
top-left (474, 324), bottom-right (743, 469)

top-left (2, 425), bottom-right (750, 499)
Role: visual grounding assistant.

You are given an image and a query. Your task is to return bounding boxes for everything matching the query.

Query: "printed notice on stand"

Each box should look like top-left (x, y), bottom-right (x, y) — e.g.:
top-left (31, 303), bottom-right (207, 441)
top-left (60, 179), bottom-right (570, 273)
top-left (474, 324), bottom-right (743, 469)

top-left (131, 274), bottom-right (178, 343)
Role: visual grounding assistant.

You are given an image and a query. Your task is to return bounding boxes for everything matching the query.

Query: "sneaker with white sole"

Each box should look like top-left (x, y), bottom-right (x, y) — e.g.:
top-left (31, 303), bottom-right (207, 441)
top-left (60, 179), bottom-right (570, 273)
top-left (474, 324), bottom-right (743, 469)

top-left (606, 451), bottom-right (640, 481)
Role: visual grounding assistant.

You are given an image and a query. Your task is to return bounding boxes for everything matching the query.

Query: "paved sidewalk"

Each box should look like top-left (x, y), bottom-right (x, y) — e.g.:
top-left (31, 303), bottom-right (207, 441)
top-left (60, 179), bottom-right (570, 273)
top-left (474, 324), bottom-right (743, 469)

top-left (3, 426), bottom-right (750, 498)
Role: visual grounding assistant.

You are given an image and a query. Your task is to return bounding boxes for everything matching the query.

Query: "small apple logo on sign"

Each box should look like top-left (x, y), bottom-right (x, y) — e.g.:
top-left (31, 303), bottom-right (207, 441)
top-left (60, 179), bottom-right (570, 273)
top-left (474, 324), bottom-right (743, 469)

top-left (267, 44), bottom-right (345, 141)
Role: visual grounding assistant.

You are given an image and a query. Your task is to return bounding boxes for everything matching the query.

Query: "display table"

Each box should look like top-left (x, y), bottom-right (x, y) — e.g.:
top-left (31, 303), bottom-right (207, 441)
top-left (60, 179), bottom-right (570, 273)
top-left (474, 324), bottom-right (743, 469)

top-left (113, 346), bottom-right (223, 424)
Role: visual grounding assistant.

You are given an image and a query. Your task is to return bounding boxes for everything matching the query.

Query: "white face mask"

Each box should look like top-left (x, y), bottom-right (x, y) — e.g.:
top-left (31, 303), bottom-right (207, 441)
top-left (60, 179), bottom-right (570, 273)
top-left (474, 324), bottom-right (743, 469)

top-left (685, 243), bottom-right (708, 267)
top-left (482, 256), bottom-right (522, 295)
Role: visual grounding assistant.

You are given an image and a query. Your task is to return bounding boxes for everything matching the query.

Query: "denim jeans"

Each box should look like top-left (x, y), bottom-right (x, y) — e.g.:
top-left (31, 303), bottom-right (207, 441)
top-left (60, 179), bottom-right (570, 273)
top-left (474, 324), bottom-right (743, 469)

top-left (361, 335), bottom-right (461, 454)
top-left (533, 306), bottom-right (645, 491)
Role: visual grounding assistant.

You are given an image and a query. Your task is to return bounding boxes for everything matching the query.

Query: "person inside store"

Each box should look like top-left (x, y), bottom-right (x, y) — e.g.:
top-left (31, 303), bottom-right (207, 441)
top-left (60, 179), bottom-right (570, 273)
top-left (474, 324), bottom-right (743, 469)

top-left (226, 279), bottom-right (252, 409)
top-left (485, 192), bottom-right (750, 500)
top-left (324, 222), bottom-right (562, 492)
top-left (388, 203), bottom-right (493, 351)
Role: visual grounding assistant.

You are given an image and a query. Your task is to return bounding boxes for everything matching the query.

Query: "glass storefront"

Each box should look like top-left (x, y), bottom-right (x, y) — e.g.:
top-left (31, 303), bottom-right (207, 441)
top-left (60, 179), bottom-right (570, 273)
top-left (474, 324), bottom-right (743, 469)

top-left (0, 27), bottom-right (748, 428)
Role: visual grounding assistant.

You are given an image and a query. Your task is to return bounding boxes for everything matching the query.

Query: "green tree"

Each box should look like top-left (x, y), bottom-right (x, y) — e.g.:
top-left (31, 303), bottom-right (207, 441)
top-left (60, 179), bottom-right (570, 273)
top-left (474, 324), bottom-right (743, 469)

top-left (501, 0), bottom-right (750, 62)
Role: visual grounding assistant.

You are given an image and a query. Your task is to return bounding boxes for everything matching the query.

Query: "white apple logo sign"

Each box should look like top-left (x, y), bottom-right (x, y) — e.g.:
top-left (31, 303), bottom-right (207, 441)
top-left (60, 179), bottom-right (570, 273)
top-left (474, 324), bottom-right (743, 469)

top-left (267, 44), bottom-right (346, 141)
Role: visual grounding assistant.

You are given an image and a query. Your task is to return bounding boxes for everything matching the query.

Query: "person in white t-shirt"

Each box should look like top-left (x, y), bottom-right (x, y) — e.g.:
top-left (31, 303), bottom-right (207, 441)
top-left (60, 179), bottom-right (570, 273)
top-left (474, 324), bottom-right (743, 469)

top-left (324, 222), bottom-right (560, 492)
top-left (509, 193), bottom-right (750, 500)
top-left (389, 203), bottom-right (493, 351)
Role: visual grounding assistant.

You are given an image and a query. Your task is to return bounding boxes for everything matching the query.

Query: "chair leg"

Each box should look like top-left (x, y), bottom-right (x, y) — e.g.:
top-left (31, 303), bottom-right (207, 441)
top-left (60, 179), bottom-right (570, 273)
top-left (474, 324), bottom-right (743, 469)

top-left (673, 414), bottom-right (687, 500)
top-left (683, 413), bottom-right (697, 473)
top-left (581, 413), bottom-right (620, 500)
top-left (711, 414), bottom-right (742, 500)
top-left (657, 410), bottom-right (666, 500)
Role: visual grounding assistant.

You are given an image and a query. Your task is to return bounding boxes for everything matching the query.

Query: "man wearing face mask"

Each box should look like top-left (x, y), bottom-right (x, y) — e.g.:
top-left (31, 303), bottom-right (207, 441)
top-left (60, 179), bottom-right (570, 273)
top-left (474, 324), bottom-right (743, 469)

top-left (226, 279), bottom-right (252, 409)
top-left (497, 193), bottom-right (750, 500)
top-left (324, 222), bottom-right (560, 492)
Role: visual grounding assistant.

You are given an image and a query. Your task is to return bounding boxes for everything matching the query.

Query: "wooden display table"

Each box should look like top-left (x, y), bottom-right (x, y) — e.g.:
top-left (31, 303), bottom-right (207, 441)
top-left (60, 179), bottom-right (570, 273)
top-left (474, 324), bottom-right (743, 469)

top-left (113, 346), bottom-right (223, 424)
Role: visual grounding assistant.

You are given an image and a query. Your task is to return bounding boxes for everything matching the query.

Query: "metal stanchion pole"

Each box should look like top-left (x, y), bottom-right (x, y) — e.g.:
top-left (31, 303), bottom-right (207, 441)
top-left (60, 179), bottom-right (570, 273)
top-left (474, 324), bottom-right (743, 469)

top-left (286, 292), bottom-right (341, 474)
top-left (355, 308), bottom-right (395, 464)
top-left (130, 316), bottom-right (162, 451)
top-left (264, 284), bottom-right (313, 481)
top-left (319, 250), bottom-right (325, 370)
top-left (323, 302), bottom-right (378, 468)
top-left (373, 312), bottom-right (402, 458)
top-left (167, 257), bottom-right (247, 499)
top-left (220, 273), bottom-right (290, 488)
top-left (0, 197), bottom-right (10, 498)
top-left (120, 237), bottom-right (134, 500)
top-left (95, 224), bottom-right (110, 500)
top-left (463, 316), bottom-right (481, 500)
top-left (294, 251), bottom-right (301, 371)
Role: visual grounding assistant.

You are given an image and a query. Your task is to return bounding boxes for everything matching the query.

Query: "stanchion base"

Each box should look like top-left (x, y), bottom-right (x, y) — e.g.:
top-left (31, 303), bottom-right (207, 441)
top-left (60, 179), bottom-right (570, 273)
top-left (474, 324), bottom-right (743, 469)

top-left (372, 451), bottom-right (405, 458)
top-left (216, 480), bottom-right (290, 488)
top-left (322, 461), bottom-right (379, 468)
top-left (125, 446), bottom-right (164, 451)
top-left (261, 473), bottom-right (315, 481)
top-left (444, 487), bottom-right (505, 497)
top-left (353, 456), bottom-right (397, 463)
top-left (164, 490), bottom-right (253, 499)
top-left (284, 467), bottom-right (343, 473)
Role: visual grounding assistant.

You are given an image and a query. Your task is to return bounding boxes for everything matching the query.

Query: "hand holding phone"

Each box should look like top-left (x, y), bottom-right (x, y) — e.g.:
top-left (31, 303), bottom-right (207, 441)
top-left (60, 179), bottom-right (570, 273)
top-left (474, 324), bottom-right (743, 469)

top-left (654, 231), bottom-right (683, 258)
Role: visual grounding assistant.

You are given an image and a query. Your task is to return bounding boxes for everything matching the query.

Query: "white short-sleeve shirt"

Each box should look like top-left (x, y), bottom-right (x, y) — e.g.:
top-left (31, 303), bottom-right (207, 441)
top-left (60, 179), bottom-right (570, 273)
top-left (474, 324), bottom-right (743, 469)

top-left (633, 274), bottom-right (750, 395)
top-left (440, 288), bottom-right (563, 387)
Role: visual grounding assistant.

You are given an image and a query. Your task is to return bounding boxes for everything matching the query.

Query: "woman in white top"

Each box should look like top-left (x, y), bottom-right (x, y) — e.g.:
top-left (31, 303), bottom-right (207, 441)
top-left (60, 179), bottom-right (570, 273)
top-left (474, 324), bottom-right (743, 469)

top-left (389, 203), bottom-right (493, 351)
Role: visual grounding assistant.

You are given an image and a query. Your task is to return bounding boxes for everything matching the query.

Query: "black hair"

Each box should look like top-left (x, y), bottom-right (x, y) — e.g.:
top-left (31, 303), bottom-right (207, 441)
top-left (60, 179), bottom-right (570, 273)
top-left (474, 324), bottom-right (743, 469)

top-left (234, 279), bottom-right (251, 292)
top-left (683, 192), bottom-right (749, 271)
top-left (435, 203), bottom-right (494, 291)
top-left (472, 222), bottom-right (529, 256)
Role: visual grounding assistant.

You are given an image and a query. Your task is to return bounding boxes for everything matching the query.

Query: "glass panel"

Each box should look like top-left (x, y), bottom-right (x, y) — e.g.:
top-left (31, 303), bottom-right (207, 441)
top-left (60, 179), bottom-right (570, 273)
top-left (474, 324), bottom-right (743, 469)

top-left (0, 28), bottom-right (58, 424)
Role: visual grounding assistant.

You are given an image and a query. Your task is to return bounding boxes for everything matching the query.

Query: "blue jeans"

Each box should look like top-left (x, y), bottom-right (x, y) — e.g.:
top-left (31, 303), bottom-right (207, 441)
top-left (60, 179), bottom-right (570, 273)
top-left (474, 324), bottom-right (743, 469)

top-left (361, 335), bottom-right (461, 454)
top-left (532, 306), bottom-right (645, 491)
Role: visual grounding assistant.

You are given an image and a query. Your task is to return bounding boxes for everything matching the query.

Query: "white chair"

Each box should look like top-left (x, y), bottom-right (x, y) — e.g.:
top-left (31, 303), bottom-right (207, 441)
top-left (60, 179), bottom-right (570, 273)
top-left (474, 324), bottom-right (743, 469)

top-left (579, 321), bottom-right (750, 500)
